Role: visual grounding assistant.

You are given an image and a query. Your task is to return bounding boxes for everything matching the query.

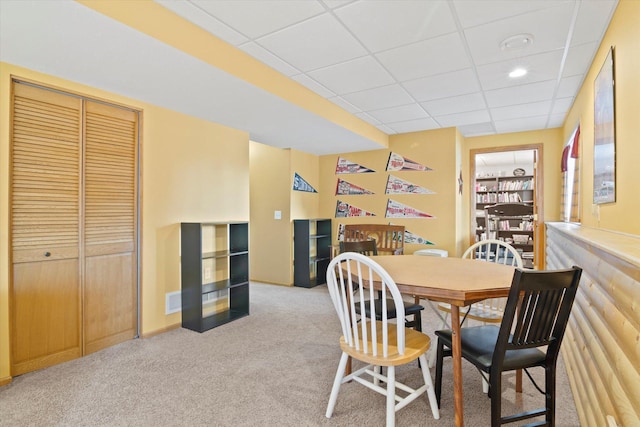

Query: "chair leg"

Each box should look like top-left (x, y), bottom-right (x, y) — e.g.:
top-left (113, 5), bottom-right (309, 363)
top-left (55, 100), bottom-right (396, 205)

top-left (435, 339), bottom-right (444, 407)
top-left (386, 365), bottom-right (396, 427)
top-left (546, 363), bottom-right (557, 425)
top-left (489, 370), bottom-right (502, 427)
top-left (413, 311), bottom-right (422, 332)
top-left (419, 354), bottom-right (440, 419)
top-left (326, 352), bottom-right (349, 418)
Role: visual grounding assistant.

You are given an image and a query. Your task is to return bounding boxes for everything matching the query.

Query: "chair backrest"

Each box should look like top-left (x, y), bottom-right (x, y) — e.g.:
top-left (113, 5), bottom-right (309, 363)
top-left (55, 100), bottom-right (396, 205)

top-left (326, 252), bottom-right (406, 357)
top-left (343, 224), bottom-right (405, 255)
top-left (339, 239), bottom-right (378, 256)
top-left (493, 266), bottom-right (582, 367)
top-left (462, 239), bottom-right (523, 268)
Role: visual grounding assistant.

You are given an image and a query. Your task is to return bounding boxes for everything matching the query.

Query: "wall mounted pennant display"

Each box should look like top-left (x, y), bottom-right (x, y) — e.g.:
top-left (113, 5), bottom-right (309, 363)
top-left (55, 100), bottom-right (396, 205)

top-left (386, 152), bottom-right (432, 171)
top-left (335, 200), bottom-right (376, 217)
top-left (386, 175), bottom-right (435, 194)
top-left (385, 199), bottom-right (434, 218)
top-left (404, 229), bottom-right (435, 245)
top-left (335, 157), bottom-right (375, 174)
top-left (336, 178), bottom-right (374, 195)
top-left (292, 172), bottom-right (317, 193)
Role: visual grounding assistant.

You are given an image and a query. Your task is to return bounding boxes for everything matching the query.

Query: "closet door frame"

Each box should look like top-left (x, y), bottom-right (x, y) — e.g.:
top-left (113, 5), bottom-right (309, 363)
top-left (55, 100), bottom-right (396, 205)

top-left (9, 77), bottom-right (141, 374)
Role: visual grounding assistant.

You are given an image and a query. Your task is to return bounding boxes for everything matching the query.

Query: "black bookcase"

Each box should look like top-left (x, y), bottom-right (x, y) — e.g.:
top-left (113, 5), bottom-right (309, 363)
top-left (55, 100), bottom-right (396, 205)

top-left (293, 219), bottom-right (332, 288)
top-left (180, 222), bottom-right (249, 332)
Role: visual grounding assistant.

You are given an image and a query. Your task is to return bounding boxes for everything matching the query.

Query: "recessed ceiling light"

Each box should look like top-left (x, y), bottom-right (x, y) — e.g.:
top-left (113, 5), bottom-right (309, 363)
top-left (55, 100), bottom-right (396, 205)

top-left (509, 68), bottom-right (527, 78)
top-left (500, 33), bottom-right (534, 51)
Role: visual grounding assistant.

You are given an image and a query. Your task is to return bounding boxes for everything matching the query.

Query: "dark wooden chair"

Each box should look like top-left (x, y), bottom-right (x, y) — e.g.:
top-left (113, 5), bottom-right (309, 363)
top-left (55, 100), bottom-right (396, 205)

top-left (434, 266), bottom-right (582, 426)
top-left (339, 239), bottom-right (424, 332)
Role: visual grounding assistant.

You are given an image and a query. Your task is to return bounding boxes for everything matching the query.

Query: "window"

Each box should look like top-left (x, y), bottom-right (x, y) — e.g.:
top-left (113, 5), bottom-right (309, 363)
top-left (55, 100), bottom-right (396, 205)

top-left (561, 126), bottom-right (580, 222)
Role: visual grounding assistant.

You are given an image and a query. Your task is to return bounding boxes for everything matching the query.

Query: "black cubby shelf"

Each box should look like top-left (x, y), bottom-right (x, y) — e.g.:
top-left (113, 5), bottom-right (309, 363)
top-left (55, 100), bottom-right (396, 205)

top-left (180, 222), bottom-right (249, 332)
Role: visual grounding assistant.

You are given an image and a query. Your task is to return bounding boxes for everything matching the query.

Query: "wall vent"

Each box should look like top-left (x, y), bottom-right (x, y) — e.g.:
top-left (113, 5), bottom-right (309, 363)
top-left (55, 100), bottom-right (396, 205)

top-left (166, 291), bottom-right (181, 314)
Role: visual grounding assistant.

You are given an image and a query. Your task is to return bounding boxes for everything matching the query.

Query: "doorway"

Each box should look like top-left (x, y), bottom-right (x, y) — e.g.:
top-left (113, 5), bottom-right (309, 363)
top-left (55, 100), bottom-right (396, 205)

top-left (470, 144), bottom-right (544, 269)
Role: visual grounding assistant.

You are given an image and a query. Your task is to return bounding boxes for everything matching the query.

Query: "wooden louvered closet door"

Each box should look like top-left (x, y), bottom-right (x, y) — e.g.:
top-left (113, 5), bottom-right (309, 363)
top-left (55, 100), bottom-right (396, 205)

top-left (10, 82), bottom-right (139, 375)
top-left (83, 101), bottom-right (138, 355)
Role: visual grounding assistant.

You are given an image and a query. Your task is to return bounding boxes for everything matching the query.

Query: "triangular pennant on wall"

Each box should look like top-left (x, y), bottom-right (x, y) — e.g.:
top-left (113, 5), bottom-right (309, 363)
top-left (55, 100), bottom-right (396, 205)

top-left (385, 199), bottom-right (434, 218)
top-left (335, 200), bottom-right (376, 217)
top-left (335, 157), bottom-right (375, 174)
top-left (336, 178), bottom-right (374, 195)
top-left (385, 175), bottom-right (435, 194)
top-left (404, 229), bottom-right (435, 245)
top-left (292, 172), bottom-right (317, 193)
top-left (386, 152), bottom-right (432, 171)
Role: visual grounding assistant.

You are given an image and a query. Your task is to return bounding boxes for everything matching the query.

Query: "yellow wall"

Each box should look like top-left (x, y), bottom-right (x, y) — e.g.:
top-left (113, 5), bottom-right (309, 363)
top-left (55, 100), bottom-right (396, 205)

top-left (319, 128), bottom-right (459, 256)
top-left (249, 142), bottom-right (292, 285)
top-left (0, 62), bottom-right (250, 383)
top-left (562, 0), bottom-right (640, 235)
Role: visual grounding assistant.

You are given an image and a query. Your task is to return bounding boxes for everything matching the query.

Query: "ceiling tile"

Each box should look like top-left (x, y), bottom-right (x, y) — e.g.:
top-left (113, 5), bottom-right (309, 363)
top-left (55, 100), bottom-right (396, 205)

top-left (335, 0), bottom-right (456, 52)
top-left (436, 109), bottom-right (491, 127)
top-left (551, 97), bottom-right (574, 116)
top-left (257, 13), bottom-right (367, 71)
top-left (341, 84), bottom-right (414, 112)
top-left (387, 117), bottom-right (439, 133)
top-left (562, 42), bottom-right (598, 77)
top-left (476, 49), bottom-right (563, 91)
top-left (494, 115), bottom-right (548, 134)
top-left (376, 124), bottom-right (397, 134)
top-left (452, 0), bottom-right (568, 29)
top-left (192, 0), bottom-right (324, 39)
top-left (155, 0), bottom-right (248, 45)
top-left (556, 75), bottom-right (584, 98)
top-left (490, 100), bottom-right (551, 121)
top-left (571, 0), bottom-right (618, 46)
top-left (547, 113), bottom-right (567, 128)
top-left (420, 92), bottom-right (486, 116)
top-left (463, 3), bottom-right (575, 66)
top-left (239, 42), bottom-right (300, 76)
top-left (376, 32), bottom-right (470, 81)
top-left (307, 56), bottom-right (394, 94)
top-left (290, 74), bottom-right (336, 98)
top-left (403, 68), bottom-right (480, 102)
top-left (368, 103), bottom-right (429, 123)
top-left (458, 121), bottom-right (495, 137)
top-left (485, 80), bottom-right (556, 108)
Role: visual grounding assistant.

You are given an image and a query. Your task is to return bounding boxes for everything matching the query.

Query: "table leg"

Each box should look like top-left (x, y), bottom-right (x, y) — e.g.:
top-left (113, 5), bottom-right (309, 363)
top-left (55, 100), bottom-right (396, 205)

top-left (451, 305), bottom-right (464, 427)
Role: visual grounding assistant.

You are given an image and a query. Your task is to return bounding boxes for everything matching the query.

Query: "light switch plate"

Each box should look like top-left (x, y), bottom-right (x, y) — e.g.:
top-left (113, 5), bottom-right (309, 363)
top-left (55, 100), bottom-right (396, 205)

top-left (274, 210), bottom-right (282, 220)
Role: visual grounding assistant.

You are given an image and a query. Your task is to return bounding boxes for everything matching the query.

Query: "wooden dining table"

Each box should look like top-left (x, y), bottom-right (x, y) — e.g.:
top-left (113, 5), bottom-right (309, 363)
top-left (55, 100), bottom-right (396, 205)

top-left (369, 254), bottom-right (517, 427)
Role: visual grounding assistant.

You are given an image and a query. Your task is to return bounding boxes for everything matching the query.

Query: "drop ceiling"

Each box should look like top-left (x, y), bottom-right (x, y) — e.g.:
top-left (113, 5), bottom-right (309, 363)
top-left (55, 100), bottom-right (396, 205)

top-left (0, 0), bottom-right (618, 155)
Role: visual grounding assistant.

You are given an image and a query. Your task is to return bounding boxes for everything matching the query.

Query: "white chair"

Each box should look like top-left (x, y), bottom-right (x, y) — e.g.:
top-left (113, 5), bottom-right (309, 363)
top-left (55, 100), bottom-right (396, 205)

top-left (325, 252), bottom-right (440, 426)
top-left (436, 239), bottom-right (524, 389)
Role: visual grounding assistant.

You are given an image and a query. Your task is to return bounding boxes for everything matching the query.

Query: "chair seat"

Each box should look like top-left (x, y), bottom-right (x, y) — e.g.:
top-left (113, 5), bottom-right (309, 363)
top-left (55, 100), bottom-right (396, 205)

top-left (362, 298), bottom-right (424, 319)
top-left (340, 322), bottom-right (431, 367)
top-left (435, 325), bottom-right (546, 372)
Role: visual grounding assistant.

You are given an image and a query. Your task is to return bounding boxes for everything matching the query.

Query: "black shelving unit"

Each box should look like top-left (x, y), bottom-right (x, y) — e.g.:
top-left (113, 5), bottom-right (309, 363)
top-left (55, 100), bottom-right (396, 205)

top-left (181, 222), bottom-right (249, 332)
top-left (293, 219), bottom-right (332, 288)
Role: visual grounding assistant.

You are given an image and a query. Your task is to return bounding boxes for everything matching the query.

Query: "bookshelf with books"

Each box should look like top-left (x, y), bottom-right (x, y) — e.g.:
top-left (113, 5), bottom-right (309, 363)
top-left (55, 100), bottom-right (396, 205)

top-left (474, 175), bottom-right (534, 243)
top-left (484, 203), bottom-right (535, 268)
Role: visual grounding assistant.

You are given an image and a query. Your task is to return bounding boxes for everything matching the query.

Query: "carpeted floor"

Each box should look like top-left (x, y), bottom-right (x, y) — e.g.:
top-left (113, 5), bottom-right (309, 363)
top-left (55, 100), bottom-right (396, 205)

top-left (0, 282), bottom-right (579, 426)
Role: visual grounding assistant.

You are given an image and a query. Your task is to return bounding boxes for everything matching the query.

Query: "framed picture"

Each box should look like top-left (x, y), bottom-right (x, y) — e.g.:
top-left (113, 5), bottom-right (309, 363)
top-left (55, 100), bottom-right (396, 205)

top-left (593, 47), bottom-right (616, 204)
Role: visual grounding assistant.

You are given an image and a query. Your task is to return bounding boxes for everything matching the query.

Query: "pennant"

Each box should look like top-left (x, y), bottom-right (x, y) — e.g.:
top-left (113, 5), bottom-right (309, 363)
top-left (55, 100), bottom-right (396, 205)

top-left (404, 230), bottom-right (435, 245)
top-left (385, 175), bottom-right (435, 194)
top-left (385, 199), bottom-right (434, 218)
top-left (335, 157), bottom-right (375, 174)
top-left (292, 172), bottom-right (317, 193)
top-left (336, 178), bottom-right (374, 195)
top-left (386, 152), bottom-right (432, 171)
top-left (335, 200), bottom-right (376, 218)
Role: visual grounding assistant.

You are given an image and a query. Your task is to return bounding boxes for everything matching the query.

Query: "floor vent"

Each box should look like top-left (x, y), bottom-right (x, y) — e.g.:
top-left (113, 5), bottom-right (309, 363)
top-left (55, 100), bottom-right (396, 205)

top-left (166, 291), bottom-right (181, 314)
